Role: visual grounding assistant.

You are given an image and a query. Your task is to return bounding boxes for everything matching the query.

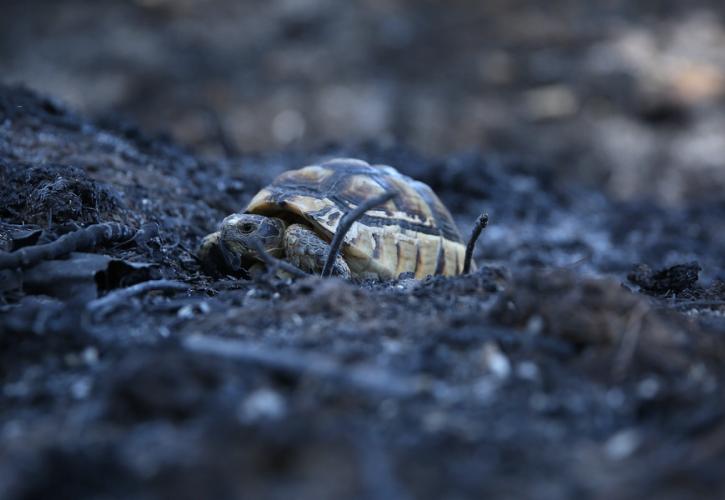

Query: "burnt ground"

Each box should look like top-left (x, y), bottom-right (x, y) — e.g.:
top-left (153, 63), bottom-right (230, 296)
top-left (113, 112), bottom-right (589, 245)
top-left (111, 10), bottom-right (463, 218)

top-left (1, 84), bottom-right (725, 500)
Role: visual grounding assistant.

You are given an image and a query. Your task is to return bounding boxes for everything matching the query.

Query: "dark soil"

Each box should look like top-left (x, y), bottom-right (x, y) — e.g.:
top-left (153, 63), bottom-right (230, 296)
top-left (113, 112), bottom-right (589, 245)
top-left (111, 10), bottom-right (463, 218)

top-left (2, 84), bottom-right (725, 500)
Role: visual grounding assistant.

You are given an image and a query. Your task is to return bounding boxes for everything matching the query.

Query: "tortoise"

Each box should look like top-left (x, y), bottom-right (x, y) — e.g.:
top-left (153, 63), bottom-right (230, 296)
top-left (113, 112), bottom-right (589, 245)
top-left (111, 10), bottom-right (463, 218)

top-left (198, 158), bottom-right (486, 280)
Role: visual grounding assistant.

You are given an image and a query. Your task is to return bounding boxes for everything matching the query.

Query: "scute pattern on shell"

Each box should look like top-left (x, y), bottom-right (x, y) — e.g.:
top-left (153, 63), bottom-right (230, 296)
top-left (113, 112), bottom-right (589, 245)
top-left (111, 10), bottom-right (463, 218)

top-left (245, 158), bottom-right (467, 279)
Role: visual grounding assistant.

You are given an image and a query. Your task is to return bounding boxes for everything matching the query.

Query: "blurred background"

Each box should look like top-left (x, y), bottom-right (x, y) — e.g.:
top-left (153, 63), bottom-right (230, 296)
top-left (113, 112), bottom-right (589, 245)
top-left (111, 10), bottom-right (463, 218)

top-left (3, 0), bottom-right (725, 204)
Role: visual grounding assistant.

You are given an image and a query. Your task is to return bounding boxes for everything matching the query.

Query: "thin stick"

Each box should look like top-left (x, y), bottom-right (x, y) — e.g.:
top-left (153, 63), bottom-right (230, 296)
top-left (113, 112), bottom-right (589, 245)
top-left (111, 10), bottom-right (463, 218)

top-left (183, 334), bottom-right (422, 399)
top-left (86, 279), bottom-right (188, 317)
top-left (611, 303), bottom-right (648, 381)
top-left (204, 106), bottom-right (239, 158)
top-left (671, 300), bottom-right (725, 309)
top-left (321, 191), bottom-right (398, 277)
top-left (0, 222), bottom-right (135, 270)
top-left (248, 238), bottom-right (309, 279)
top-left (463, 213), bottom-right (488, 274)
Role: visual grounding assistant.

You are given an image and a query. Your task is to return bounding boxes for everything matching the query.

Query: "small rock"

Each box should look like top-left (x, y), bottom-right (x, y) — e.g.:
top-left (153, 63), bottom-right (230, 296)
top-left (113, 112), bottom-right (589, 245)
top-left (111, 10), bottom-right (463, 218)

top-left (515, 361), bottom-right (540, 382)
top-left (177, 302), bottom-right (210, 319)
top-left (525, 315), bottom-right (544, 335)
top-left (82, 347), bottom-right (99, 365)
top-left (480, 342), bottom-right (511, 380)
top-left (177, 305), bottom-right (194, 319)
top-left (239, 388), bottom-right (286, 422)
top-left (71, 378), bottom-right (92, 400)
top-left (637, 377), bottom-right (660, 399)
top-left (604, 429), bottom-right (640, 460)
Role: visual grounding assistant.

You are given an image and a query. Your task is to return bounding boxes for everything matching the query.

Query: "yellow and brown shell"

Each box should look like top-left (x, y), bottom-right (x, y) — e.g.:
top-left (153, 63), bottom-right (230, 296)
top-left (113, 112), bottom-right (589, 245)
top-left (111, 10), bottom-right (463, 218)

top-left (246, 158), bottom-right (467, 280)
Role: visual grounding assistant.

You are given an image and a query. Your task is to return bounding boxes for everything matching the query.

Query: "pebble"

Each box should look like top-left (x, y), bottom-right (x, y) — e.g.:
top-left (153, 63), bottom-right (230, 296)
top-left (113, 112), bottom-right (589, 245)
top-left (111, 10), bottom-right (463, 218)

top-left (239, 388), bottom-right (286, 422)
top-left (481, 342), bottom-right (511, 380)
top-left (604, 429), bottom-right (640, 460)
top-left (515, 361), bottom-right (540, 382)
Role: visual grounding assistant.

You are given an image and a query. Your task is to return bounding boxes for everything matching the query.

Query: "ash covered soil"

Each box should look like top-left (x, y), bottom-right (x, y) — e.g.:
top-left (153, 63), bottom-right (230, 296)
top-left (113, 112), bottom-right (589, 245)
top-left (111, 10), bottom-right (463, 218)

top-left (2, 85), bottom-right (725, 499)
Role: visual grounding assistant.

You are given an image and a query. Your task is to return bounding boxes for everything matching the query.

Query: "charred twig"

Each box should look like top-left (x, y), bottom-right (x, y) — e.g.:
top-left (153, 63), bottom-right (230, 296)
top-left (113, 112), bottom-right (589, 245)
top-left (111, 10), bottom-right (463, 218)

top-left (249, 239), bottom-right (309, 279)
top-left (204, 105), bottom-right (239, 157)
top-left (183, 335), bottom-right (422, 399)
top-left (671, 299), bottom-right (725, 310)
top-left (321, 191), bottom-right (398, 277)
top-left (86, 279), bottom-right (188, 318)
top-left (0, 222), bottom-right (135, 270)
top-left (2, 298), bottom-right (86, 336)
top-left (612, 303), bottom-right (648, 380)
top-left (463, 213), bottom-right (488, 274)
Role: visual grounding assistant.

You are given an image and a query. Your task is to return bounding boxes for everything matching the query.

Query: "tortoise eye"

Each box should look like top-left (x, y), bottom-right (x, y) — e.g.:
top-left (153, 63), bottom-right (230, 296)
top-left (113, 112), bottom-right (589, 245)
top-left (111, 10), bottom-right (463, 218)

top-left (240, 223), bottom-right (256, 233)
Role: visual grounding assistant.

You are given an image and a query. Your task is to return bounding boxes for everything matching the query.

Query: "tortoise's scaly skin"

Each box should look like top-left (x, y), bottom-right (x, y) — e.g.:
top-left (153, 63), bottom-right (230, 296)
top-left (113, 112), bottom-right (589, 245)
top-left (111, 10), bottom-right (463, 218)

top-left (283, 223), bottom-right (352, 277)
top-left (242, 158), bottom-right (467, 280)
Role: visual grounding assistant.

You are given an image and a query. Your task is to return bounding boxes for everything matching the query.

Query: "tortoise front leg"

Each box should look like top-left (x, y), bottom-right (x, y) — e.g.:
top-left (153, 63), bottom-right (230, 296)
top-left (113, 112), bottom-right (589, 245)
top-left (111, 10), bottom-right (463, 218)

top-left (284, 224), bottom-right (351, 278)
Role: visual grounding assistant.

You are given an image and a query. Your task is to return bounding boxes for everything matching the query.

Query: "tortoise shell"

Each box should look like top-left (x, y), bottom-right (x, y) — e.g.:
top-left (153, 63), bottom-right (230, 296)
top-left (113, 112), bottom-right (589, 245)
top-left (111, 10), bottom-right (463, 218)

top-left (246, 158), bottom-right (467, 279)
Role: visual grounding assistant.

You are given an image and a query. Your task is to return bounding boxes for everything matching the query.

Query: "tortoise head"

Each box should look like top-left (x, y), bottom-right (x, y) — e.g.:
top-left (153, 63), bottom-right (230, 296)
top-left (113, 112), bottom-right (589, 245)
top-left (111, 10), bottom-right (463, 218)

top-left (218, 213), bottom-right (286, 270)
